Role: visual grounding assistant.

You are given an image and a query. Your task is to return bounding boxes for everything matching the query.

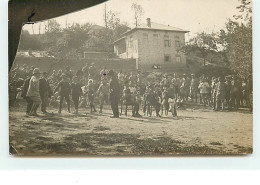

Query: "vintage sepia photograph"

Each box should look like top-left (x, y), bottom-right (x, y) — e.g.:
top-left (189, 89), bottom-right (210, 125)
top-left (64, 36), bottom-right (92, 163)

top-left (9, 0), bottom-right (252, 156)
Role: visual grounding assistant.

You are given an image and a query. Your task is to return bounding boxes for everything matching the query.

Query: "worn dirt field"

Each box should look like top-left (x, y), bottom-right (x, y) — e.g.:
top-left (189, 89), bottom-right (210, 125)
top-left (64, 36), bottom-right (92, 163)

top-left (9, 102), bottom-right (253, 156)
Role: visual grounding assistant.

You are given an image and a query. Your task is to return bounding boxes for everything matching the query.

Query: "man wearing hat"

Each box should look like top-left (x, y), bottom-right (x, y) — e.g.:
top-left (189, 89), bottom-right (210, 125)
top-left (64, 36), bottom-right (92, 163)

top-left (108, 70), bottom-right (120, 118)
top-left (39, 72), bottom-right (53, 113)
top-left (26, 68), bottom-right (41, 116)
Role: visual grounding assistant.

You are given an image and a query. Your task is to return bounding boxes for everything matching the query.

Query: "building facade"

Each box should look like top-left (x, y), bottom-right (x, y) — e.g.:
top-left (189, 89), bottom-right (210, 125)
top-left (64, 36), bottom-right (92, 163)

top-left (113, 18), bottom-right (189, 71)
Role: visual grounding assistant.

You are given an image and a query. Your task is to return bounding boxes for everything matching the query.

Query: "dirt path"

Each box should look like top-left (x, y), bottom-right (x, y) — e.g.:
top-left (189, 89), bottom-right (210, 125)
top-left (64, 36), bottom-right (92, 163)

top-left (9, 104), bottom-right (253, 156)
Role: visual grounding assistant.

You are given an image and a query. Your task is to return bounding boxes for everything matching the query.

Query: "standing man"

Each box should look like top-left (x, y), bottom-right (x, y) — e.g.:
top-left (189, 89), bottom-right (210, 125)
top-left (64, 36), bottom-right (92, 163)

top-left (71, 76), bottom-right (83, 114)
top-left (97, 80), bottom-right (110, 113)
top-left (55, 74), bottom-right (71, 114)
top-left (198, 78), bottom-right (210, 106)
top-left (26, 68), bottom-right (41, 116)
top-left (109, 70), bottom-right (120, 118)
top-left (21, 75), bottom-right (33, 116)
top-left (39, 72), bottom-right (53, 113)
top-left (216, 76), bottom-right (227, 111)
top-left (190, 74), bottom-right (199, 103)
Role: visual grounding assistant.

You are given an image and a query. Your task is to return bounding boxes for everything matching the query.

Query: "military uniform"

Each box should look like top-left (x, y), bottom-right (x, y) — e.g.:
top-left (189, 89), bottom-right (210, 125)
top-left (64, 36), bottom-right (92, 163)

top-left (39, 75), bottom-right (53, 113)
top-left (55, 77), bottom-right (71, 113)
top-left (97, 82), bottom-right (109, 113)
top-left (190, 76), bottom-right (199, 103)
top-left (216, 78), bottom-right (227, 111)
top-left (109, 72), bottom-right (120, 118)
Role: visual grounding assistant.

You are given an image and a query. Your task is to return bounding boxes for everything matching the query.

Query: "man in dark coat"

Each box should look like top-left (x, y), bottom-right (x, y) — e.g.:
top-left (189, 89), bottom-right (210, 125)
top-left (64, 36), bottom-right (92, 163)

top-left (39, 72), bottom-right (53, 113)
top-left (54, 74), bottom-right (71, 113)
top-left (21, 76), bottom-right (33, 115)
top-left (109, 70), bottom-right (120, 118)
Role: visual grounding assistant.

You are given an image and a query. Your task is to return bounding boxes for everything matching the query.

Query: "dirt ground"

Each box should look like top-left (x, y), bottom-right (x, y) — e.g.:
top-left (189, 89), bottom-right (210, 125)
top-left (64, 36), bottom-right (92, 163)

top-left (9, 102), bottom-right (253, 156)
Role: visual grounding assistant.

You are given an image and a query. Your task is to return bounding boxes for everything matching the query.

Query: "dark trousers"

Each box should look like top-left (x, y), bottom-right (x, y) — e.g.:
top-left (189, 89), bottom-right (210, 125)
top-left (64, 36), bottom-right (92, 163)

top-left (40, 92), bottom-right (48, 113)
top-left (155, 102), bottom-right (161, 116)
top-left (89, 100), bottom-right (96, 112)
top-left (133, 103), bottom-right (140, 116)
top-left (25, 97), bottom-right (33, 115)
top-left (59, 94), bottom-right (70, 112)
top-left (72, 95), bottom-right (80, 110)
top-left (191, 90), bottom-right (198, 103)
top-left (110, 95), bottom-right (119, 117)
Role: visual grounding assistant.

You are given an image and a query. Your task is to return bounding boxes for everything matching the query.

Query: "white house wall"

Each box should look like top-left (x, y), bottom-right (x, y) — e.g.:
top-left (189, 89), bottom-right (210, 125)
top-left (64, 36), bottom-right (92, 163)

top-left (114, 29), bottom-right (187, 69)
top-left (136, 29), bottom-right (186, 66)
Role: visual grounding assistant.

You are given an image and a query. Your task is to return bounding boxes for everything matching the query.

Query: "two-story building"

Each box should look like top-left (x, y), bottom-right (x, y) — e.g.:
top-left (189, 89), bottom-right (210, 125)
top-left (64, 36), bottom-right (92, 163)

top-left (113, 18), bottom-right (189, 71)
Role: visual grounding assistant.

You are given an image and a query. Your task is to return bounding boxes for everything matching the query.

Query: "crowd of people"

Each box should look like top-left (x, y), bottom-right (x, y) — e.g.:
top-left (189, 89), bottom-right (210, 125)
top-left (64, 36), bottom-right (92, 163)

top-left (9, 63), bottom-right (253, 118)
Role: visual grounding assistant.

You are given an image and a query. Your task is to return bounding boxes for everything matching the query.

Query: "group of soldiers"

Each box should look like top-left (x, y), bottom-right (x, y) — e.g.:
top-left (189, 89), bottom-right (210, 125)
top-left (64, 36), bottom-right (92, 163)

top-left (9, 63), bottom-right (253, 118)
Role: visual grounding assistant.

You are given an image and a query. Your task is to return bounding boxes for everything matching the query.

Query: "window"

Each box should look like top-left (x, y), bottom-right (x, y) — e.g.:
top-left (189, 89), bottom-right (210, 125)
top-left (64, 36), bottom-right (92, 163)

top-left (153, 34), bottom-right (158, 45)
top-left (175, 40), bottom-right (181, 48)
top-left (175, 35), bottom-right (181, 48)
top-left (164, 55), bottom-right (170, 62)
top-left (176, 56), bottom-right (181, 63)
top-left (143, 33), bottom-right (148, 43)
top-left (129, 36), bottom-right (133, 48)
top-left (164, 35), bottom-right (170, 47)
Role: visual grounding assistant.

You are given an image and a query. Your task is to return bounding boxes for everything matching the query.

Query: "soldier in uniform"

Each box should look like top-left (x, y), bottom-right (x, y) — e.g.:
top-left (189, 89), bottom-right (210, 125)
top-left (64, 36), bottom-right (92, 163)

top-left (198, 78), bottom-right (210, 106)
top-left (97, 79), bottom-right (110, 113)
top-left (132, 90), bottom-right (142, 117)
top-left (109, 70), bottom-right (120, 118)
top-left (180, 74), bottom-right (190, 102)
top-left (211, 77), bottom-right (218, 110)
top-left (55, 74), bottom-right (71, 114)
top-left (172, 73), bottom-right (180, 99)
top-left (71, 76), bottom-right (83, 114)
top-left (86, 79), bottom-right (96, 113)
top-left (153, 85), bottom-right (162, 117)
top-left (190, 74), bottom-right (199, 103)
top-left (39, 72), bottom-right (53, 113)
top-left (161, 86), bottom-right (169, 116)
top-left (122, 83), bottom-right (133, 116)
top-left (216, 76), bottom-right (227, 111)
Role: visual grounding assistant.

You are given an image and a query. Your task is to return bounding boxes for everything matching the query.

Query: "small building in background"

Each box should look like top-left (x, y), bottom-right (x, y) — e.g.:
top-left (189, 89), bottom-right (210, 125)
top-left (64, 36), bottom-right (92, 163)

top-left (113, 18), bottom-right (189, 72)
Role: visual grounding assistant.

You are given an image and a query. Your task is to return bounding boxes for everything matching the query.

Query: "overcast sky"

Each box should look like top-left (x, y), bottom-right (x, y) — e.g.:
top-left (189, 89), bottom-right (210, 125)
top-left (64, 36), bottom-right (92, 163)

top-left (23, 0), bottom-right (243, 39)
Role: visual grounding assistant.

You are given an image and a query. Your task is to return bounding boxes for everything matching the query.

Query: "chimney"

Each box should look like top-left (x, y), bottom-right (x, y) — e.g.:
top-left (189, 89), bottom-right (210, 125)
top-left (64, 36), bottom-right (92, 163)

top-left (147, 18), bottom-right (151, 28)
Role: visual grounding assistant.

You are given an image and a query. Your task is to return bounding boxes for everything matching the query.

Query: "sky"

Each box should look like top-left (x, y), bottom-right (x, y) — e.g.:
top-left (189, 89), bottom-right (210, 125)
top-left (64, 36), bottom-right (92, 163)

top-left (23, 0), bottom-right (243, 39)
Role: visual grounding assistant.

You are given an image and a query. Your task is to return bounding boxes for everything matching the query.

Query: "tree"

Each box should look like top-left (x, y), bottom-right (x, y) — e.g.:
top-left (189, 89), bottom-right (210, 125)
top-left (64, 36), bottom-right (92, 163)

top-left (218, 0), bottom-right (252, 79)
top-left (184, 32), bottom-right (218, 67)
top-left (48, 23), bottom-right (92, 59)
top-left (46, 19), bottom-right (62, 34)
top-left (103, 9), bottom-right (130, 50)
top-left (18, 29), bottom-right (42, 50)
top-left (131, 3), bottom-right (144, 27)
